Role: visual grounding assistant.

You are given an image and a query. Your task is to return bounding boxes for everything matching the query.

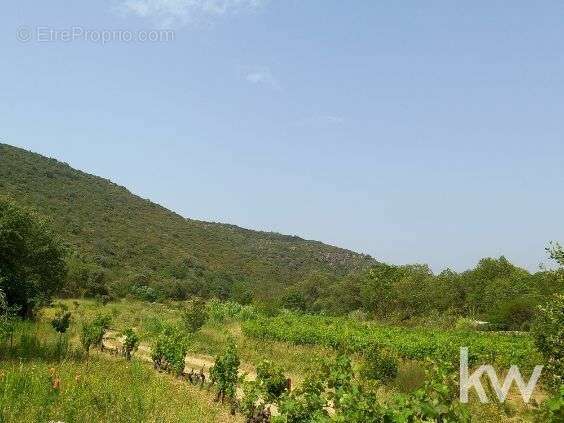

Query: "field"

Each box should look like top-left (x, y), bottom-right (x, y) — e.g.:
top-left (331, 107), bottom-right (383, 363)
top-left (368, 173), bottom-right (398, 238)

top-left (0, 318), bottom-right (241, 423)
top-left (8, 298), bottom-right (548, 422)
top-left (242, 313), bottom-right (541, 370)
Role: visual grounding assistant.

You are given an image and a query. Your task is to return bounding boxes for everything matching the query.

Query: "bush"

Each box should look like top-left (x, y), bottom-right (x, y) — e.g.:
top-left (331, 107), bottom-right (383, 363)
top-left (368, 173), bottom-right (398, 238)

top-left (151, 325), bottom-right (188, 375)
top-left (536, 385), bottom-right (564, 422)
top-left (491, 298), bottom-right (537, 331)
top-left (51, 307), bottom-right (71, 335)
top-left (80, 314), bottom-right (111, 354)
top-left (130, 284), bottom-right (159, 302)
top-left (256, 360), bottom-right (289, 402)
top-left (0, 290), bottom-right (19, 348)
top-left (210, 340), bottom-right (240, 404)
top-left (274, 372), bottom-right (328, 423)
top-left (360, 345), bottom-right (399, 382)
top-left (531, 294), bottom-right (564, 389)
top-left (122, 328), bottom-right (140, 360)
top-left (182, 299), bottom-right (208, 333)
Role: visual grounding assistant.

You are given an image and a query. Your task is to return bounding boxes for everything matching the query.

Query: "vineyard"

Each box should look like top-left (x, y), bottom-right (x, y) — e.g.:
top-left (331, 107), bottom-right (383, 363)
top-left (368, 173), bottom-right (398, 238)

top-left (242, 313), bottom-right (541, 369)
top-left (1, 298), bottom-right (563, 422)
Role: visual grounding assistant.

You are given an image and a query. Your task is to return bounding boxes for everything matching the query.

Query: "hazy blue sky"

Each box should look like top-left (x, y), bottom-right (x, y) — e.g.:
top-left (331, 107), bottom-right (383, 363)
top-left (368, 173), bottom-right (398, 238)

top-left (2, 1), bottom-right (563, 272)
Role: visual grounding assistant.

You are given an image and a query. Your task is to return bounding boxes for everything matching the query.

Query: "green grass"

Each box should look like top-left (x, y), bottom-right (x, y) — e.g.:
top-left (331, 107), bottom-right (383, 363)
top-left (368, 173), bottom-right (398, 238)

top-left (36, 299), bottom-right (547, 422)
top-left (52, 299), bottom-right (334, 381)
top-left (0, 357), bottom-right (240, 422)
top-left (0, 317), bottom-right (241, 423)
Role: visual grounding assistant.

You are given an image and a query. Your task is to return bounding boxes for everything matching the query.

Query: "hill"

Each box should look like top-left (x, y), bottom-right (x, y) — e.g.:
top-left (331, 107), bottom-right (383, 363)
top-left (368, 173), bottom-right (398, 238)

top-left (0, 143), bottom-right (374, 298)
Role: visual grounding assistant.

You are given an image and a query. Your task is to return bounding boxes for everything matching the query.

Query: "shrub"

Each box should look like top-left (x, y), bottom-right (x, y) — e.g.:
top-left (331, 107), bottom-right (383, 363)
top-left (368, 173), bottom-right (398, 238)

top-left (182, 299), bottom-right (208, 333)
top-left (391, 360), bottom-right (470, 422)
top-left (0, 289), bottom-right (19, 348)
top-left (274, 372), bottom-right (328, 423)
top-left (122, 328), bottom-right (140, 360)
top-left (256, 360), bottom-right (289, 402)
top-left (210, 340), bottom-right (240, 405)
top-left (130, 284), bottom-right (159, 302)
top-left (151, 325), bottom-right (188, 375)
top-left (531, 294), bottom-right (564, 389)
top-left (51, 307), bottom-right (71, 335)
top-left (535, 385), bottom-right (564, 422)
top-left (80, 314), bottom-right (111, 354)
top-left (491, 298), bottom-right (537, 331)
top-left (360, 345), bottom-right (399, 382)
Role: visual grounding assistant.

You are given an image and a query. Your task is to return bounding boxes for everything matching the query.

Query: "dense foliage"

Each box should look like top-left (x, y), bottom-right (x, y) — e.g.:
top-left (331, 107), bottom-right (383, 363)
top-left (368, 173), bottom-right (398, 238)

top-left (0, 143), bottom-right (374, 303)
top-left (273, 354), bottom-right (470, 423)
top-left (0, 197), bottom-right (66, 317)
top-left (359, 344), bottom-right (398, 382)
top-left (210, 341), bottom-right (241, 405)
top-left (122, 327), bottom-right (140, 360)
top-left (80, 314), bottom-right (111, 354)
top-left (151, 325), bottom-right (188, 375)
top-left (182, 298), bottom-right (209, 333)
top-left (243, 313), bottom-right (541, 369)
top-left (50, 306), bottom-right (71, 335)
top-left (531, 294), bottom-right (564, 389)
top-left (0, 290), bottom-right (18, 347)
top-left (281, 259), bottom-right (563, 329)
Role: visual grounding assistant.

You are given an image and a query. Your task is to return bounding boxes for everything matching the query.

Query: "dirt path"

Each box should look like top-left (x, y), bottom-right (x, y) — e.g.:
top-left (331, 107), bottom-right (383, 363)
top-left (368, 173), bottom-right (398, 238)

top-left (102, 331), bottom-right (258, 392)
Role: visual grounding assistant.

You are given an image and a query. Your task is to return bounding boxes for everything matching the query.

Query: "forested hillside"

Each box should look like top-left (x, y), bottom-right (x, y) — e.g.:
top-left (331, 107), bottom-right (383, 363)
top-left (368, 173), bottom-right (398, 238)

top-left (0, 143), bottom-right (374, 299)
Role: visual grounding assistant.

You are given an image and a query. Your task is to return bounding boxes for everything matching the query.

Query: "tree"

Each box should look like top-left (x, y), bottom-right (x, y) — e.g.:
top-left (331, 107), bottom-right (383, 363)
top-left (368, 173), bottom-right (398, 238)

top-left (51, 304), bottom-right (71, 356)
top-left (547, 242), bottom-right (564, 267)
top-left (0, 198), bottom-right (66, 317)
top-left (0, 289), bottom-right (19, 348)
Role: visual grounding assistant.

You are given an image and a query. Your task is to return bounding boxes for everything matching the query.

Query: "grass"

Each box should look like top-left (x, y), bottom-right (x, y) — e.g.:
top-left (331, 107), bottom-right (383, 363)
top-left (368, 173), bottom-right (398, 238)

top-left (52, 299), bottom-right (335, 381)
top-left (0, 316), bottom-right (242, 423)
top-left (39, 299), bottom-right (548, 422)
top-left (0, 357), bottom-right (241, 423)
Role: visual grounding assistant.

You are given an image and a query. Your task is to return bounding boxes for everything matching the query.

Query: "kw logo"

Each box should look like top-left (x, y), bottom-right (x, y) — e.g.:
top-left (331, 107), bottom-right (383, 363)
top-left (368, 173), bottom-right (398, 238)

top-left (459, 347), bottom-right (543, 403)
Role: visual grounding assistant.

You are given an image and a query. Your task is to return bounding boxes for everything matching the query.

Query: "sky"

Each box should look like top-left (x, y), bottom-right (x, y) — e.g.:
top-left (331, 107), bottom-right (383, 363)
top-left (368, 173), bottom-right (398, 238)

top-left (1, 1), bottom-right (563, 272)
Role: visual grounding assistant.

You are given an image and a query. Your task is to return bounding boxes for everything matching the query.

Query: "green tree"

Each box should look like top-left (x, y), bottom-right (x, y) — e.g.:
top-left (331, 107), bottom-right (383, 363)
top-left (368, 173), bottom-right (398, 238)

top-left (0, 289), bottom-right (19, 348)
top-left (0, 198), bottom-right (66, 317)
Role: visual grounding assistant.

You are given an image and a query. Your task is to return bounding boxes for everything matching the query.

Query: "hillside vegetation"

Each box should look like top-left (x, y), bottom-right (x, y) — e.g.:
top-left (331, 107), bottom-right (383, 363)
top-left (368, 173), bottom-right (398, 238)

top-left (0, 143), bottom-right (374, 299)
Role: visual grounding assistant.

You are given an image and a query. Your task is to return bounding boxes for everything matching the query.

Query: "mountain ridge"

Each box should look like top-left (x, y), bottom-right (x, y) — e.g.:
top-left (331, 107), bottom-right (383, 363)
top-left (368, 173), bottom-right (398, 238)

top-left (0, 143), bottom-right (375, 296)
